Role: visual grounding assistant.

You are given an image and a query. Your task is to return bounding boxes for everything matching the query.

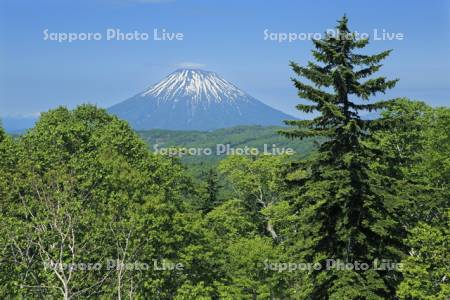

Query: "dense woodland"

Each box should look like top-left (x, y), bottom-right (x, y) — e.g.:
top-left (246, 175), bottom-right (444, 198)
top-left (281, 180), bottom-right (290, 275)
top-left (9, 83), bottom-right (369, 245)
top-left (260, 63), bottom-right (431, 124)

top-left (137, 125), bottom-right (318, 174)
top-left (0, 17), bottom-right (448, 299)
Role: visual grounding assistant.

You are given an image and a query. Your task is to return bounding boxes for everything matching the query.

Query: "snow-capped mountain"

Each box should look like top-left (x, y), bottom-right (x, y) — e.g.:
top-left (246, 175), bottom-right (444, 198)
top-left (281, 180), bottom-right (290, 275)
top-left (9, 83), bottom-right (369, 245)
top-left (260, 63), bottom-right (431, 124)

top-left (108, 69), bottom-right (293, 130)
top-left (142, 69), bottom-right (246, 104)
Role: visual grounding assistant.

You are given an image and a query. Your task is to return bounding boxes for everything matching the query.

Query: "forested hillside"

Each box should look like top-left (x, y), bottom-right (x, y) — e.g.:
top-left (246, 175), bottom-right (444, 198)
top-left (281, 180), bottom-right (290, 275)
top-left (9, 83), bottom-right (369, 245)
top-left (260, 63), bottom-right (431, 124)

top-left (138, 125), bottom-right (319, 175)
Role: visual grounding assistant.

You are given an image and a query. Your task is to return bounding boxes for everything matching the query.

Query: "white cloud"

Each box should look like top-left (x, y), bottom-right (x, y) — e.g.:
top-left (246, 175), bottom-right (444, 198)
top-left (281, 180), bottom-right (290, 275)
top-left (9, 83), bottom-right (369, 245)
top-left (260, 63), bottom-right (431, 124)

top-left (2, 112), bottom-right (41, 118)
top-left (175, 62), bottom-right (206, 69)
top-left (125, 0), bottom-right (173, 3)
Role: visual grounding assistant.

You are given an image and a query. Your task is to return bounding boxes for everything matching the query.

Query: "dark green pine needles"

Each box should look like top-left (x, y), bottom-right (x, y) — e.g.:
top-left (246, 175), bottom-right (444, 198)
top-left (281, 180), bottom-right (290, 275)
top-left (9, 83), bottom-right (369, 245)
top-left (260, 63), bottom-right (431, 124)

top-left (280, 16), bottom-right (406, 299)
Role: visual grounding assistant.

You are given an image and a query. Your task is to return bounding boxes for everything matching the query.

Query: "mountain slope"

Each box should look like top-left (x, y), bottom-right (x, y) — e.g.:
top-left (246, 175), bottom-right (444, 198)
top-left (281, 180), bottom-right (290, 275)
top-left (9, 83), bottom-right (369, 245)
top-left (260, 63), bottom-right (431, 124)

top-left (138, 125), bottom-right (319, 174)
top-left (108, 69), bottom-right (293, 130)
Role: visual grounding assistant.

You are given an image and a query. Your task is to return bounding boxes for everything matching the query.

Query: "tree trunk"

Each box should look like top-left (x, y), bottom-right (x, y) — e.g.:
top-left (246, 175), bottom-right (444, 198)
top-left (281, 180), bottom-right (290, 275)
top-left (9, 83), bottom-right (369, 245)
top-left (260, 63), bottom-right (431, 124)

top-left (266, 221), bottom-right (278, 240)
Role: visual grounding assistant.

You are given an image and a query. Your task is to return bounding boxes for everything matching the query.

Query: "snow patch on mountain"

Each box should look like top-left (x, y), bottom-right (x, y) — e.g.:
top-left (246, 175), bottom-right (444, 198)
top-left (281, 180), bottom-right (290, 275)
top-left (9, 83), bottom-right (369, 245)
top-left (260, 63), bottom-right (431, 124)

top-left (141, 69), bottom-right (247, 104)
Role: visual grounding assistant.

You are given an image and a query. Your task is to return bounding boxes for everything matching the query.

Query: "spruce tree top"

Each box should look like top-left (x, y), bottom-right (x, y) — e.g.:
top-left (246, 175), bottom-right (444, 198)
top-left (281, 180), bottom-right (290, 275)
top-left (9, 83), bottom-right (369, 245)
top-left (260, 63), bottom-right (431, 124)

top-left (281, 15), bottom-right (398, 143)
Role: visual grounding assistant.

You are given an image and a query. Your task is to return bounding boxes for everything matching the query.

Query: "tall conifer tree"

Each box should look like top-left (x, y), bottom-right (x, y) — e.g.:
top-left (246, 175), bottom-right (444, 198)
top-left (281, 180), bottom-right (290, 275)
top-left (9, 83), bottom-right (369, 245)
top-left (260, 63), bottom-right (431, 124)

top-left (204, 168), bottom-right (221, 212)
top-left (281, 16), bottom-right (405, 299)
top-left (0, 123), bottom-right (5, 142)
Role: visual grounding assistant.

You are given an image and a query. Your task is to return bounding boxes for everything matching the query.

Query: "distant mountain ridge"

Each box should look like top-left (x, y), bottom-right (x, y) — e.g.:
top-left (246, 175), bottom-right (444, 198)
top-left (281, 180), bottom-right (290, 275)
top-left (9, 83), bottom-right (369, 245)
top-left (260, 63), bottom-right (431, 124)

top-left (138, 125), bottom-right (319, 174)
top-left (1, 115), bottom-right (38, 134)
top-left (108, 69), bottom-right (294, 130)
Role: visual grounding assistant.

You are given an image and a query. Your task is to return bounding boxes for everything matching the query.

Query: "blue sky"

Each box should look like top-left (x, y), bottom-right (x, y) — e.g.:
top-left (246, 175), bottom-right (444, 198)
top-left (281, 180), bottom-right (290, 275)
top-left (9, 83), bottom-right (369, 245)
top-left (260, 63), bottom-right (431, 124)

top-left (0, 0), bottom-right (449, 117)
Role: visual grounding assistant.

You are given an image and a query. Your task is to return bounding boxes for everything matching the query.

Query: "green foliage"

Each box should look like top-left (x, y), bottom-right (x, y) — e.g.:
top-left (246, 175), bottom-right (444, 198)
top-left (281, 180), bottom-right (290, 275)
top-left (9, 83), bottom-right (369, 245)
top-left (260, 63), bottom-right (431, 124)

top-left (0, 124), bottom-right (4, 142)
top-left (193, 168), bottom-right (222, 213)
top-left (204, 199), bottom-right (257, 241)
top-left (397, 221), bottom-right (449, 300)
top-left (138, 125), bottom-right (318, 175)
top-left (219, 155), bottom-right (288, 240)
top-left (374, 100), bottom-right (450, 299)
top-left (373, 100), bottom-right (449, 227)
top-left (280, 16), bottom-right (407, 298)
top-left (201, 200), bottom-right (290, 298)
top-left (0, 105), bottom-right (204, 299)
top-left (216, 237), bottom-right (286, 299)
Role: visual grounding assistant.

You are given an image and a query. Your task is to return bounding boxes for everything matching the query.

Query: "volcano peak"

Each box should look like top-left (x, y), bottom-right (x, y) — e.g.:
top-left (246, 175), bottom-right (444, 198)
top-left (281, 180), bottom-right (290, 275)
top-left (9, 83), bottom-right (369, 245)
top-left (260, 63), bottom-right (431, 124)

top-left (108, 69), bottom-right (293, 130)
